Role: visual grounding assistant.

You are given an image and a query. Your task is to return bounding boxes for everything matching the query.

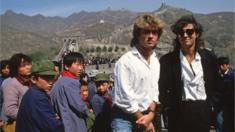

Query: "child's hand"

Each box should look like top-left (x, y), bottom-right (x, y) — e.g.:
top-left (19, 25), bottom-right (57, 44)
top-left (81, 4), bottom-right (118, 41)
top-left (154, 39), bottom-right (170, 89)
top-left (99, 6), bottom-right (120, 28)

top-left (55, 113), bottom-right (60, 120)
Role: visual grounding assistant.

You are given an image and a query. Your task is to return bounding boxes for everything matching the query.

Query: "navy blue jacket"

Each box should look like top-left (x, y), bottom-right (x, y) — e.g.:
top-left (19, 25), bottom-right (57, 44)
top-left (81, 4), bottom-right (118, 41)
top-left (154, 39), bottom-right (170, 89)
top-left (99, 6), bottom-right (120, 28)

top-left (218, 68), bottom-right (234, 107)
top-left (16, 85), bottom-right (64, 132)
top-left (91, 92), bottom-right (112, 132)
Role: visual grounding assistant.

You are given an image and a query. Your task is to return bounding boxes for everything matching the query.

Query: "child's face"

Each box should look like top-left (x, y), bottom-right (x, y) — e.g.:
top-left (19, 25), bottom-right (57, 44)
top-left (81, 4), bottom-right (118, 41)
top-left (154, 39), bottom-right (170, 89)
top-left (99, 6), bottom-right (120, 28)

top-left (108, 82), bottom-right (113, 89)
top-left (80, 85), bottom-right (88, 101)
top-left (1, 65), bottom-right (10, 76)
top-left (34, 76), bottom-right (54, 91)
top-left (220, 64), bottom-right (229, 73)
top-left (97, 82), bottom-right (109, 94)
top-left (66, 61), bottom-right (84, 76)
top-left (18, 61), bottom-right (32, 76)
top-left (53, 66), bottom-right (60, 74)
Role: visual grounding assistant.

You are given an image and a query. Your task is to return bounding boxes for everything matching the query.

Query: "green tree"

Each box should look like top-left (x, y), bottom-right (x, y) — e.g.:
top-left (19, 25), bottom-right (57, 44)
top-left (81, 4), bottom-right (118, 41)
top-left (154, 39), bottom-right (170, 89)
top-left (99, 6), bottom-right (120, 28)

top-left (114, 46), bottom-right (119, 52)
top-left (86, 47), bottom-right (90, 53)
top-left (108, 46), bottom-right (113, 52)
top-left (79, 47), bottom-right (85, 54)
top-left (102, 46), bottom-right (107, 52)
top-left (29, 51), bottom-right (47, 62)
top-left (121, 47), bottom-right (126, 52)
top-left (90, 47), bottom-right (95, 53)
top-left (96, 46), bottom-right (102, 53)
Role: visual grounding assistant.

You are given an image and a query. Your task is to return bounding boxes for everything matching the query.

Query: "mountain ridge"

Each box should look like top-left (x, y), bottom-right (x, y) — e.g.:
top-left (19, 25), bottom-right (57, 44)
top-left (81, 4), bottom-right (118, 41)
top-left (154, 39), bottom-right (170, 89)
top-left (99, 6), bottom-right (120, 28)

top-left (1, 4), bottom-right (234, 65)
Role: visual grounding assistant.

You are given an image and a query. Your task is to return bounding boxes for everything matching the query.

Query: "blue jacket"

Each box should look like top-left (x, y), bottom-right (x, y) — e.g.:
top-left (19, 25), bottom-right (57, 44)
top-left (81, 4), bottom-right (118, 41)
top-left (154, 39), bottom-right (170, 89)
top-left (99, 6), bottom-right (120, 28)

top-left (50, 77), bottom-right (88, 132)
top-left (218, 68), bottom-right (234, 107)
top-left (16, 85), bottom-right (64, 132)
top-left (88, 81), bottom-right (96, 102)
top-left (91, 92), bottom-right (112, 132)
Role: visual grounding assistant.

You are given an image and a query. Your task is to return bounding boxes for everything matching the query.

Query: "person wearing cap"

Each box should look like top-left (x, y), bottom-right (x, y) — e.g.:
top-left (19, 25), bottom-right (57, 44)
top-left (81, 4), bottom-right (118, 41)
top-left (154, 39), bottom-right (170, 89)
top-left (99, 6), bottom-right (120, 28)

top-left (50, 52), bottom-right (88, 132)
top-left (159, 15), bottom-right (220, 132)
top-left (215, 57), bottom-right (234, 132)
top-left (111, 14), bottom-right (164, 132)
top-left (107, 75), bottom-right (114, 95)
top-left (87, 70), bottom-right (100, 102)
top-left (16, 62), bottom-right (64, 132)
top-left (91, 73), bottom-right (112, 132)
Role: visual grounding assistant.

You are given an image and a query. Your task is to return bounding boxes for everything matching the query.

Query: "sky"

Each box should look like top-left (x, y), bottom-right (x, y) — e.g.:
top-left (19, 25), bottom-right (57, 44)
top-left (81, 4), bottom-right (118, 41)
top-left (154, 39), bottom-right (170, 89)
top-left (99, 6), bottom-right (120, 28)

top-left (0, 0), bottom-right (234, 17)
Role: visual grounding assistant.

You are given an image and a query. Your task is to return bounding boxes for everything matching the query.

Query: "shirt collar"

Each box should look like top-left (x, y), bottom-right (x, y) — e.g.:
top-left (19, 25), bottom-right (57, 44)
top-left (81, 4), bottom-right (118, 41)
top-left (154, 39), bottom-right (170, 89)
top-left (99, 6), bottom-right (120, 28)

top-left (224, 69), bottom-right (229, 75)
top-left (180, 50), bottom-right (201, 62)
top-left (131, 46), bottom-right (157, 58)
top-left (195, 52), bottom-right (201, 61)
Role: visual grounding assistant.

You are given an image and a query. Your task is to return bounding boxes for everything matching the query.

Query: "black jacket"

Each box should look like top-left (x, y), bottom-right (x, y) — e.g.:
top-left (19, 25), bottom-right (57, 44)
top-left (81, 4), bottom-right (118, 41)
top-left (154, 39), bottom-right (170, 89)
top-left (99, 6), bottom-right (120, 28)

top-left (159, 48), bottom-right (220, 113)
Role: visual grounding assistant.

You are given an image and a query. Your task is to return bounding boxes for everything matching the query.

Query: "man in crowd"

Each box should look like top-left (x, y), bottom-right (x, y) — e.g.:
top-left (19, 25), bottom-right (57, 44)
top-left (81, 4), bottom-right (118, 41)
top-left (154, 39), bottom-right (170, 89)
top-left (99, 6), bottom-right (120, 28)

top-left (159, 15), bottom-right (219, 132)
top-left (111, 13), bottom-right (164, 132)
top-left (215, 57), bottom-right (234, 132)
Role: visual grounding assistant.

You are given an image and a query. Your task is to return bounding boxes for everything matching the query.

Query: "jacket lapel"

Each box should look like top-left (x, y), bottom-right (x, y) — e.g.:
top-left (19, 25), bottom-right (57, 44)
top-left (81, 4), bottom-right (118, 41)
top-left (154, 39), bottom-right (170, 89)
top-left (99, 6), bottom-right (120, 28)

top-left (172, 50), bottom-right (183, 101)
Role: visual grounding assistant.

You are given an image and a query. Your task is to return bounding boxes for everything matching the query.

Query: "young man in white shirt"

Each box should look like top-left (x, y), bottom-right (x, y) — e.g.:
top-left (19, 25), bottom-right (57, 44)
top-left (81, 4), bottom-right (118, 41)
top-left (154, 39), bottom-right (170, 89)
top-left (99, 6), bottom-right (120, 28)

top-left (111, 14), bottom-right (164, 132)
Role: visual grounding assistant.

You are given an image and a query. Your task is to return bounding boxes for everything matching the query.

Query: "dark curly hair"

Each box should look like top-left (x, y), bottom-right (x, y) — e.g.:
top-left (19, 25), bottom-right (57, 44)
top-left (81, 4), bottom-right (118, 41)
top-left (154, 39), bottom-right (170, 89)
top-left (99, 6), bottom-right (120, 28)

top-left (9, 53), bottom-right (32, 77)
top-left (0, 60), bottom-right (10, 71)
top-left (171, 14), bottom-right (205, 51)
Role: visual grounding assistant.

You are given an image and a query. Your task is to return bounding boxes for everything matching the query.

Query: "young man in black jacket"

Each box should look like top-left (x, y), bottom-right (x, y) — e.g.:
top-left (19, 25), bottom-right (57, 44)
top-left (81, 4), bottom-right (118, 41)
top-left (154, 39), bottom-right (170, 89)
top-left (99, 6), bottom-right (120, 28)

top-left (159, 15), bottom-right (220, 132)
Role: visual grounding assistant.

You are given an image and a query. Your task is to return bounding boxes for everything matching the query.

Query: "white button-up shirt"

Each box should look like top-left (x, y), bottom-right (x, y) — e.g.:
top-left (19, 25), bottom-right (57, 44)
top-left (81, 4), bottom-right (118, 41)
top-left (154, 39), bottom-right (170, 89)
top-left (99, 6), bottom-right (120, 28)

top-left (113, 47), bottom-right (160, 113)
top-left (180, 50), bottom-right (207, 101)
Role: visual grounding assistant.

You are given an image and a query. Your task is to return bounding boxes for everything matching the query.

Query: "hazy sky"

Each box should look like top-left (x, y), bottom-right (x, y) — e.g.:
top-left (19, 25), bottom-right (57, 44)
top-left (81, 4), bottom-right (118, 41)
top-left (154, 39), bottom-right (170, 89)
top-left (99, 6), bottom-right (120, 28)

top-left (1, 0), bottom-right (234, 17)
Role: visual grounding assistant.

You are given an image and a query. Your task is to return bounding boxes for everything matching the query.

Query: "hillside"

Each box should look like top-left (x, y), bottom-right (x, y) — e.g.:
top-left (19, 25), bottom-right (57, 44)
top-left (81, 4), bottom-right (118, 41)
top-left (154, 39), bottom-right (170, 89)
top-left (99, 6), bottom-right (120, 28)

top-left (0, 26), bottom-right (61, 59)
top-left (0, 4), bottom-right (234, 66)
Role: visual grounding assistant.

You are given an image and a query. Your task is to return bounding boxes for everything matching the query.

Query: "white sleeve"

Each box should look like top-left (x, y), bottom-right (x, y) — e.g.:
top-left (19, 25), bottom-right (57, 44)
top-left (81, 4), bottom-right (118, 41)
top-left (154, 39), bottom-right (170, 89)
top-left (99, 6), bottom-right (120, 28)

top-left (113, 60), bottom-right (139, 113)
top-left (152, 62), bottom-right (160, 103)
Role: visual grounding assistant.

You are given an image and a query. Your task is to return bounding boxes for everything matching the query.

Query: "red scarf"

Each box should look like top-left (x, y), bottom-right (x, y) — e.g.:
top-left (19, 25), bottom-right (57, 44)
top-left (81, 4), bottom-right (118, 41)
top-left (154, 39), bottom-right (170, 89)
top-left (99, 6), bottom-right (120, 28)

top-left (15, 75), bottom-right (31, 87)
top-left (103, 93), bottom-right (112, 110)
top-left (84, 100), bottom-right (92, 110)
top-left (61, 71), bottom-right (77, 79)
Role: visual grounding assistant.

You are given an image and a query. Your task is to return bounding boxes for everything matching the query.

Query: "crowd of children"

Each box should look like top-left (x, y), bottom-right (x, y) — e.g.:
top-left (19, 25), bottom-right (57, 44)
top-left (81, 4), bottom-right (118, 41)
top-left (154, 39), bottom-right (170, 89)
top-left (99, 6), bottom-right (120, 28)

top-left (0, 52), bottom-right (114, 132)
top-left (0, 14), bottom-right (234, 132)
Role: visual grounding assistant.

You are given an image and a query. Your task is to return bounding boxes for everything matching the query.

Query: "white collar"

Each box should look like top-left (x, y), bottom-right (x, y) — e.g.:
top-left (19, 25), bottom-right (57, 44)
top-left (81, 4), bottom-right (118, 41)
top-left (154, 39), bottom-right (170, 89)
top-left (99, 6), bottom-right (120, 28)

top-left (131, 46), bottom-right (156, 58)
top-left (180, 50), bottom-right (201, 62)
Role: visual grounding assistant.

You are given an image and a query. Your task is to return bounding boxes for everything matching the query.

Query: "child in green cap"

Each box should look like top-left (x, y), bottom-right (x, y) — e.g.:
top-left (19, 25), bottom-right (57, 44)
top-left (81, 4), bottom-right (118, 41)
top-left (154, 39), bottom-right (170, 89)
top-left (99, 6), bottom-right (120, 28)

top-left (91, 73), bottom-right (112, 132)
top-left (16, 62), bottom-right (64, 132)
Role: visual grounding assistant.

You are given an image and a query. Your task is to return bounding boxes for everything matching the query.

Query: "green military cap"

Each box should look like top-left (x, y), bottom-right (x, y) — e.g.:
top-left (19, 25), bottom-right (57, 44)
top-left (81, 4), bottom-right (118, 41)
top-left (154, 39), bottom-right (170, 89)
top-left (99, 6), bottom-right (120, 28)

top-left (32, 60), bottom-right (56, 76)
top-left (94, 73), bottom-right (110, 82)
